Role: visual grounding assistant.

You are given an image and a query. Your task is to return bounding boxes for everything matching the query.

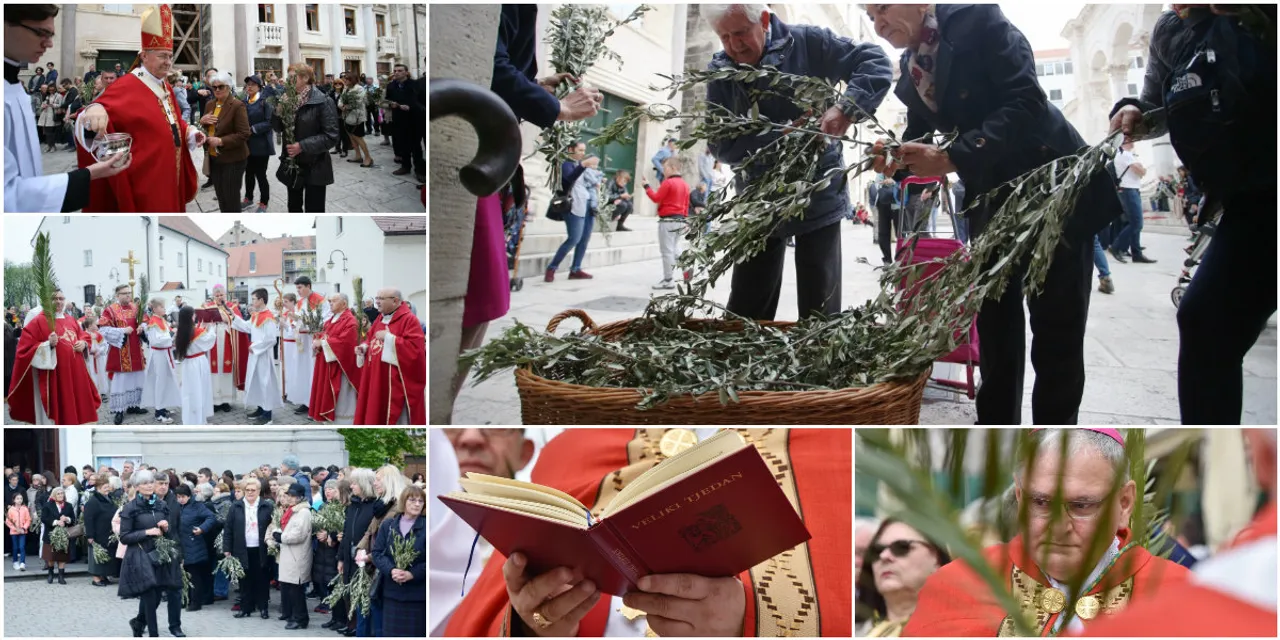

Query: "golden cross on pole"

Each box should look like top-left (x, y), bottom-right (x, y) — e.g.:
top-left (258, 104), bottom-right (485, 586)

top-left (120, 250), bottom-right (141, 291)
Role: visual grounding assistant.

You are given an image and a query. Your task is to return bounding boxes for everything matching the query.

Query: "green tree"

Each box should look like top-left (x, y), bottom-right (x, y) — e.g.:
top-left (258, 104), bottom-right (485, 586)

top-left (337, 429), bottom-right (424, 468)
top-left (4, 260), bottom-right (37, 309)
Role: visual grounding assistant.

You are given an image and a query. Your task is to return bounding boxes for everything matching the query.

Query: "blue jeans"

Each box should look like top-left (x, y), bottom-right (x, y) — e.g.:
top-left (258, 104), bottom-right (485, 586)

top-left (12, 533), bottom-right (25, 564)
top-left (1093, 235), bottom-right (1110, 278)
top-left (548, 213), bottom-right (594, 273)
top-left (1113, 188), bottom-right (1145, 257)
top-left (354, 598), bottom-right (383, 637)
top-left (213, 568), bottom-right (229, 597)
top-left (506, 209), bottom-right (528, 256)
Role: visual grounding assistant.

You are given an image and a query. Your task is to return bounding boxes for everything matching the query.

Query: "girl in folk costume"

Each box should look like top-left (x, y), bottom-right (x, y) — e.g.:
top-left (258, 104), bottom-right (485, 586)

top-left (230, 287), bottom-right (281, 425)
top-left (81, 314), bottom-right (110, 396)
top-left (140, 298), bottom-right (180, 423)
top-left (173, 306), bottom-right (216, 425)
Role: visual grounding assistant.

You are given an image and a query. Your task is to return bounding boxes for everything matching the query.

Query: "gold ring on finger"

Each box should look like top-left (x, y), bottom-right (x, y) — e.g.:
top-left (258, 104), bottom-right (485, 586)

top-left (531, 610), bottom-right (553, 629)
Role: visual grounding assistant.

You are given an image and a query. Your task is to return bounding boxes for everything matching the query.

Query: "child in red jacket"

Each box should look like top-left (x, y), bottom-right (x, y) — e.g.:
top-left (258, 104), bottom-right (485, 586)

top-left (643, 157), bottom-right (691, 289)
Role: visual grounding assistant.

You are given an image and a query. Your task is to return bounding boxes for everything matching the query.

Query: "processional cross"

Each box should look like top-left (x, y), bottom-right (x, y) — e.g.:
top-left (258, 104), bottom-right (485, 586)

top-left (120, 250), bottom-right (141, 291)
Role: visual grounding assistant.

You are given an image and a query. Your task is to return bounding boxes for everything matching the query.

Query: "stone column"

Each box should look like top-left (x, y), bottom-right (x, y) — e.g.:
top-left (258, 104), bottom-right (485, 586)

top-left (286, 4), bottom-right (300, 69)
top-left (234, 4), bottom-right (248, 81)
top-left (61, 8), bottom-right (77, 80)
top-left (331, 4), bottom-right (344, 78)
top-left (362, 5), bottom-right (377, 78)
top-left (428, 4), bottom-right (501, 424)
top-left (1107, 63), bottom-right (1129, 106)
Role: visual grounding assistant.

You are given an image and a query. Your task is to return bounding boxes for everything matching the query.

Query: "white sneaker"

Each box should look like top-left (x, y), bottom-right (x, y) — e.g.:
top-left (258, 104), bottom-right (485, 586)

top-left (652, 279), bottom-right (676, 290)
top-left (155, 415), bottom-right (174, 424)
top-left (12, 562), bottom-right (17, 570)
top-left (20, 562), bottom-right (26, 570)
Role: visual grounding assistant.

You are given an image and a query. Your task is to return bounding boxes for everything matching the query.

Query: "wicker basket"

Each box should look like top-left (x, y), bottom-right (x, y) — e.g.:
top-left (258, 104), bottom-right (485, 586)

top-left (514, 309), bottom-right (930, 425)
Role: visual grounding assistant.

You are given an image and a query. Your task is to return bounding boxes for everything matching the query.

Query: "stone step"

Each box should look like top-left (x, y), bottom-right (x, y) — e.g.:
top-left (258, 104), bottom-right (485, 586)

top-left (516, 242), bottom-right (665, 278)
top-left (514, 216), bottom-right (663, 276)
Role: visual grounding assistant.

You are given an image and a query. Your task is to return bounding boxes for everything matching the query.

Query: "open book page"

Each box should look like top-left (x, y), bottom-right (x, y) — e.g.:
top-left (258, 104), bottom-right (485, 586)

top-left (445, 473), bottom-right (591, 527)
top-left (602, 430), bottom-right (748, 519)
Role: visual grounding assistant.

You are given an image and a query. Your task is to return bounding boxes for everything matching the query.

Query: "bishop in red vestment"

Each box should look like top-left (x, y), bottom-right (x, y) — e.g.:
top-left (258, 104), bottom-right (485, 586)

top-left (202, 288), bottom-right (250, 403)
top-left (1078, 430), bottom-right (1278, 638)
top-left (309, 297), bottom-right (359, 424)
top-left (75, 4), bottom-right (201, 212)
top-left (903, 429), bottom-right (1191, 637)
top-left (354, 293), bottom-right (424, 425)
top-left (98, 285), bottom-right (147, 423)
top-left (443, 429), bottom-right (852, 637)
top-left (5, 292), bottom-right (101, 424)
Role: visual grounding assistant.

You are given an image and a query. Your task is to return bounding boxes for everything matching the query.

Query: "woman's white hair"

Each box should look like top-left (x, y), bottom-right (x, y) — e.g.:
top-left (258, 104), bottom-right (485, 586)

top-left (703, 4), bottom-right (772, 28)
top-left (49, 487), bottom-right (66, 500)
top-left (209, 71), bottom-right (235, 90)
top-left (347, 468), bottom-right (376, 501)
top-left (130, 468), bottom-right (156, 488)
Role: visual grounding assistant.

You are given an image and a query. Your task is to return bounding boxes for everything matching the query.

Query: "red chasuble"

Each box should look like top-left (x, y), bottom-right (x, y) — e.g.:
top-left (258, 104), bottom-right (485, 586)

top-left (203, 301), bottom-right (250, 391)
top-left (444, 429), bottom-right (852, 638)
top-left (354, 302), bottom-right (424, 425)
top-left (903, 528), bottom-right (1192, 637)
top-left (76, 72), bottom-right (198, 212)
top-left (5, 314), bottom-right (101, 424)
top-left (1076, 502), bottom-right (1278, 638)
top-left (308, 309), bottom-right (359, 423)
top-left (100, 302), bottom-right (145, 373)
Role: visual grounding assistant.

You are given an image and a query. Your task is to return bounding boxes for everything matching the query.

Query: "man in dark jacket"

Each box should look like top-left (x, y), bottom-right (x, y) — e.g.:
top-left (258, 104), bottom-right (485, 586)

top-left (703, 6), bottom-right (893, 321)
top-left (1110, 5), bottom-right (1276, 424)
top-left (154, 474), bottom-right (186, 636)
top-left (223, 477), bottom-right (273, 619)
top-left (384, 64), bottom-right (423, 182)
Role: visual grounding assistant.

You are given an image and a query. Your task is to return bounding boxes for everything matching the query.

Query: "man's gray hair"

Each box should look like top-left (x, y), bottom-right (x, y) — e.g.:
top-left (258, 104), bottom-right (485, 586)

top-left (108, 475), bottom-right (122, 491)
top-left (334, 292), bottom-right (349, 305)
top-left (703, 4), bottom-right (772, 28)
top-left (130, 469), bottom-right (156, 488)
top-left (1018, 428), bottom-right (1130, 487)
top-left (195, 483), bottom-right (214, 501)
top-left (154, 471), bottom-right (169, 484)
top-left (282, 454), bottom-right (300, 472)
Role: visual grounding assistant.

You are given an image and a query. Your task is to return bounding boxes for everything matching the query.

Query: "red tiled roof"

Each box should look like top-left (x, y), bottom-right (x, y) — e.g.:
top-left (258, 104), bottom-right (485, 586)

top-left (371, 216), bottom-right (425, 235)
top-left (159, 281), bottom-right (184, 291)
top-left (158, 216), bottom-right (227, 254)
top-left (226, 236), bottom-right (314, 278)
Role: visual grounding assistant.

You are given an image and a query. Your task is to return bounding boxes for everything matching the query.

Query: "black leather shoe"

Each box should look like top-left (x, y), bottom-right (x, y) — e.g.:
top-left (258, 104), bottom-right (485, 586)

top-left (218, 403), bottom-right (232, 412)
top-left (114, 412), bottom-right (124, 425)
top-left (1132, 255), bottom-right (1157, 264)
top-left (94, 579), bottom-right (109, 587)
top-left (128, 406), bottom-right (148, 414)
top-left (47, 568), bottom-right (55, 583)
top-left (278, 615), bottom-right (289, 620)
top-left (294, 404), bottom-right (309, 414)
top-left (321, 621), bottom-right (338, 630)
top-left (234, 611), bottom-right (253, 618)
top-left (261, 611), bottom-right (270, 620)
top-left (285, 622), bottom-right (301, 630)
top-left (130, 618), bottom-right (144, 637)
top-left (170, 628), bottom-right (186, 637)
top-left (58, 569), bottom-right (66, 584)
top-left (248, 407), bottom-right (264, 418)
top-left (342, 629), bottom-right (356, 637)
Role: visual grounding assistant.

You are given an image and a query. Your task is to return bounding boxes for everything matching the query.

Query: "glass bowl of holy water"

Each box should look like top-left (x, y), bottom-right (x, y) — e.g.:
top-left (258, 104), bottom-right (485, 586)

top-left (93, 133), bottom-right (133, 161)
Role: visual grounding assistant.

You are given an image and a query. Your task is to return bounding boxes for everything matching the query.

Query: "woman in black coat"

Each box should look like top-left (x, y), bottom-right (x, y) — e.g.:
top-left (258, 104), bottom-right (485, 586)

top-left (222, 477), bottom-right (273, 619)
top-left (272, 62), bottom-right (340, 213)
top-left (240, 75), bottom-right (276, 213)
top-left (83, 474), bottom-right (120, 587)
top-left (334, 471), bottom-right (380, 635)
top-left (313, 479), bottom-right (346, 625)
top-left (371, 486), bottom-right (425, 637)
top-left (117, 470), bottom-right (180, 638)
top-left (868, 4), bottom-right (1122, 426)
top-left (41, 487), bottom-right (75, 584)
top-left (175, 485), bottom-right (215, 612)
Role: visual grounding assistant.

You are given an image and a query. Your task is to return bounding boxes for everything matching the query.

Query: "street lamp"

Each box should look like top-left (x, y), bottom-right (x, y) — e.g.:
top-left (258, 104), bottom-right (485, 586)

top-left (326, 249), bottom-right (349, 274)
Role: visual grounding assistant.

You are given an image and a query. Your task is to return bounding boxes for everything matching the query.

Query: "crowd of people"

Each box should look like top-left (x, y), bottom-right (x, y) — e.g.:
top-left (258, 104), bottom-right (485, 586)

top-left (3, 278), bottom-right (425, 425)
top-left (5, 456), bottom-right (426, 638)
top-left (4, 3), bottom-right (426, 213)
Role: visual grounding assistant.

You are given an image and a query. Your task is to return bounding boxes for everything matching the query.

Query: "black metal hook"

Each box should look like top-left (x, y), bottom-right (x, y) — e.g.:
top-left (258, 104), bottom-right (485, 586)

top-left (430, 78), bottom-right (522, 197)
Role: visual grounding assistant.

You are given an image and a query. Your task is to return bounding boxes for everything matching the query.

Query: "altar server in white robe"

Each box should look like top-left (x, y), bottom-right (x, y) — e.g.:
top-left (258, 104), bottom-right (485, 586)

top-left (173, 306), bottom-right (215, 425)
top-left (288, 275), bottom-right (330, 415)
top-left (4, 4), bottom-right (130, 212)
top-left (230, 287), bottom-right (281, 425)
top-left (139, 298), bottom-right (180, 423)
top-left (82, 314), bottom-right (111, 395)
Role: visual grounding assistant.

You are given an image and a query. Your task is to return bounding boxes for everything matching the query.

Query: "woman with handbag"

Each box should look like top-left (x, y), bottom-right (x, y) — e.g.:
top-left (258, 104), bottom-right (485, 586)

top-left (272, 62), bottom-right (340, 213)
top-left (336, 469), bottom-right (379, 637)
top-left (84, 473), bottom-right (120, 587)
top-left (339, 72), bottom-right (374, 168)
top-left (41, 486), bottom-right (75, 584)
top-left (543, 141), bottom-right (600, 283)
top-left (118, 469), bottom-right (179, 638)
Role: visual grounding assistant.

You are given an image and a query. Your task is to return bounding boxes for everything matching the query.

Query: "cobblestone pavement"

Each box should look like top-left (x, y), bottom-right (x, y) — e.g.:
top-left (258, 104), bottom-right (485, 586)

top-left (4, 562), bottom-right (335, 637)
top-left (4, 361), bottom-right (324, 425)
top-left (454, 221), bottom-right (1277, 425)
top-left (41, 131), bottom-right (424, 213)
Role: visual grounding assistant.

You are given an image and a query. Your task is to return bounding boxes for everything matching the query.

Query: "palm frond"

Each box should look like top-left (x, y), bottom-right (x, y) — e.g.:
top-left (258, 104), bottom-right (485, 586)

top-left (32, 232), bottom-right (56, 331)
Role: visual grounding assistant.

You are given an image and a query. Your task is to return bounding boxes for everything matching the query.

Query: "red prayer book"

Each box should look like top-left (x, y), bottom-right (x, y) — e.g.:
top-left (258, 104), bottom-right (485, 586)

top-left (437, 431), bottom-right (812, 596)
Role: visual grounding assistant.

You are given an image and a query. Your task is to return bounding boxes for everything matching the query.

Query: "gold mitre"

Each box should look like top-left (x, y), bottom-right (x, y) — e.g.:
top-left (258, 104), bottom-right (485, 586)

top-left (140, 5), bottom-right (174, 52)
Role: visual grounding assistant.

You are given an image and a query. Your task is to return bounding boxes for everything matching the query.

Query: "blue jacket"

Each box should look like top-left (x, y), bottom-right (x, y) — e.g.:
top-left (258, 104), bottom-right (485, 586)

top-left (492, 5), bottom-right (560, 128)
top-left (706, 16), bottom-right (892, 238)
top-left (178, 500), bottom-right (216, 565)
top-left (371, 514), bottom-right (424, 602)
top-left (244, 93), bottom-right (276, 157)
top-left (893, 4), bottom-right (1121, 241)
top-left (652, 147), bottom-right (673, 182)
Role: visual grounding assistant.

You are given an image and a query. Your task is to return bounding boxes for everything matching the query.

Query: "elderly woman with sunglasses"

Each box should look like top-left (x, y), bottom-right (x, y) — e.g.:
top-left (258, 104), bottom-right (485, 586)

top-left (198, 71), bottom-right (250, 212)
top-left (855, 518), bottom-right (950, 637)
